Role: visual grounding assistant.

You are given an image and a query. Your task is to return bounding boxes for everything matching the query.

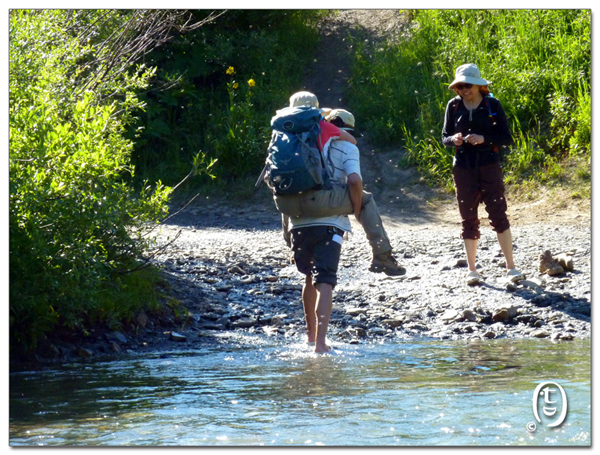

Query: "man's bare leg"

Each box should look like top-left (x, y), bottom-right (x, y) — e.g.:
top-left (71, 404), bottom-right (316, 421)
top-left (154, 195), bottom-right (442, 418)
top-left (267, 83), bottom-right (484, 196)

top-left (314, 282), bottom-right (333, 353)
top-left (302, 274), bottom-right (317, 343)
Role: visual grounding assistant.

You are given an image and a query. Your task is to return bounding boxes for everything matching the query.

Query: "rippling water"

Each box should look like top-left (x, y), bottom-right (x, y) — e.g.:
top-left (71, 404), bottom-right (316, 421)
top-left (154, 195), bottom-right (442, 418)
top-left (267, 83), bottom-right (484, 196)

top-left (9, 335), bottom-right (590, 446)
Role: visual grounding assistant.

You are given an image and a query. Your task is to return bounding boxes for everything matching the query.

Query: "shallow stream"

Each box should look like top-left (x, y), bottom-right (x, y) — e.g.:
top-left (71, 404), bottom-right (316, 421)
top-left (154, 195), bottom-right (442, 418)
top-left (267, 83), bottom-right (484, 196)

top-left (10, 336), bottom-right (590, 446)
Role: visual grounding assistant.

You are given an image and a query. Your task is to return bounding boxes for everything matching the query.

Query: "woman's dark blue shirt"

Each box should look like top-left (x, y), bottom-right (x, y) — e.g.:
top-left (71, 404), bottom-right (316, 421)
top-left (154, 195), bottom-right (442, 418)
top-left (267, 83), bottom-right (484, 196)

top-left (441, 95), bottom-right (513, 169)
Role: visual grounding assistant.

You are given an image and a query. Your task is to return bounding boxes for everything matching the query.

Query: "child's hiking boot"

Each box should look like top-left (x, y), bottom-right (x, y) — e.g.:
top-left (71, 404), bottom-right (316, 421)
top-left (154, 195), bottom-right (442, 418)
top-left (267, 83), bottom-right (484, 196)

top-left (369, 251), bottom-right (406, 276)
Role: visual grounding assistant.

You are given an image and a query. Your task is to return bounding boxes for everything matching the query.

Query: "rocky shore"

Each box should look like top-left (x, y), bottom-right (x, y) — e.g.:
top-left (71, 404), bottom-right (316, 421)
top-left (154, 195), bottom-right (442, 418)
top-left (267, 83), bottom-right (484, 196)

top-left (88, 180), bottom-right (585, 358)
top-left (155, 196), bottom-right (590, 343)
top-left (26, 180), bottom-right (590, 367)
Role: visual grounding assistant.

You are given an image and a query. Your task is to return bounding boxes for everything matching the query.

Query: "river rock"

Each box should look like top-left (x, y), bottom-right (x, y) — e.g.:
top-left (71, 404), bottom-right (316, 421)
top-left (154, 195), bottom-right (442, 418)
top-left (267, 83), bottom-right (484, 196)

top-left (531, 294), bottom-right (551, 307)
top-left (405, 322), bottom-right (428, 331)
top-left (382, 318), bottom-right (404, 328)
top-left (553, 332), bottom-right (575, 341)
top-left (232, 317), bottom-right (257, 329)
top-left (462, 309), bottom-right (477, 322)
top-left (369, 327), bottom-right (388, 335)
top-left (556, 253), bottom-right (574, 271)
top-left (106, 331), bottom-right (128, 344)
top-left (441, 309), bottom-right (459, 323)
top-left (346, 307), bottom-right (368, 316)
top-left (228, 265), bottom-right (246, 275)
top-left (340, 326), bottom-right (367, 340)
top-left (539, 250), bottom-right (564, 276)
top-left (215, 284), bottom-right (233, 292)
top-left (492, 309), bottom-right (510, 322)
top-left (271, 314), bottom-right (289, 326)
top-left (200, 321), bottom-right (226, 330)
top-left (170, 331), bottom-right (187, 342)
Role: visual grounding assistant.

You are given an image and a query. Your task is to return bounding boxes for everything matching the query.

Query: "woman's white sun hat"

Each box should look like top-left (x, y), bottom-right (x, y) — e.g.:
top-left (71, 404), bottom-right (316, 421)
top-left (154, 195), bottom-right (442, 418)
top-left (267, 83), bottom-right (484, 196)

top-left (449, 63), bottom-right (491, 89)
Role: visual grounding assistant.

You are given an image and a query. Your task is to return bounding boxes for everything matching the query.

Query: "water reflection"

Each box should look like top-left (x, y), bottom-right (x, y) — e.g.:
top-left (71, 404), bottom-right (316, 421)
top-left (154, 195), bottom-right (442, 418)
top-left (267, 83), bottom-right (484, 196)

top-left (10, 337), bottom-right (590, 446)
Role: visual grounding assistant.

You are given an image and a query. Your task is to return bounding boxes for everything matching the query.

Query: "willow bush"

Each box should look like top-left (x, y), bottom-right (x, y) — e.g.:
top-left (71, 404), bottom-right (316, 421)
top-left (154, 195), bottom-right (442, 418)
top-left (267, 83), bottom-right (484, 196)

top-left (9, 10), bottom-right (173, 353)
top-left (349, 9), bottom-right (591, 190)
top-left (9, 9), bottom-right (331, 355)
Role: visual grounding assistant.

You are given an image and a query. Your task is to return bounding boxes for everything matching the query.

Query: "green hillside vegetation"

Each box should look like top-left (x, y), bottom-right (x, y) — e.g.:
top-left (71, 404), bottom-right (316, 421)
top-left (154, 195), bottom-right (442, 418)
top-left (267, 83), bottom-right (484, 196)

top-left (348, 10), bottom-right (590, 195)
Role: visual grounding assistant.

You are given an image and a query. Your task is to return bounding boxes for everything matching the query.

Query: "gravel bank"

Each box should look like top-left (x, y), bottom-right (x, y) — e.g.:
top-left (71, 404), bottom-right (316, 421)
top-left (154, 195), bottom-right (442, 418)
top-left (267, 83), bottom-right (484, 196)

top-left (147, 193), bottom-right (590, 349)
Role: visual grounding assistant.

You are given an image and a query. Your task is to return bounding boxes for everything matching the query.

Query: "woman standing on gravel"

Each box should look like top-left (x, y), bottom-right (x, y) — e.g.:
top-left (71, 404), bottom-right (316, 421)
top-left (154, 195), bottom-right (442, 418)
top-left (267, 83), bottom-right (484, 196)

top-left (442, 63), bottom-right (523, 286)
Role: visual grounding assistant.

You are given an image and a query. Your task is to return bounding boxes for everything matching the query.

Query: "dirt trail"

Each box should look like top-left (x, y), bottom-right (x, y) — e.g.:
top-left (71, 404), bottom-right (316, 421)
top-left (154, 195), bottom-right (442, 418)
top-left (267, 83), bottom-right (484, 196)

top-left (299, 10), bottom-right (443, 227)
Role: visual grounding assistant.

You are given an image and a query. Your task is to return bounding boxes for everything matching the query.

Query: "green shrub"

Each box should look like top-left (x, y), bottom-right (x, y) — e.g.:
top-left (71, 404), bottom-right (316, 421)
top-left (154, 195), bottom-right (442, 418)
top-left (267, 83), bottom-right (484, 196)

top-left (9, 10), bottom-right (172, 353)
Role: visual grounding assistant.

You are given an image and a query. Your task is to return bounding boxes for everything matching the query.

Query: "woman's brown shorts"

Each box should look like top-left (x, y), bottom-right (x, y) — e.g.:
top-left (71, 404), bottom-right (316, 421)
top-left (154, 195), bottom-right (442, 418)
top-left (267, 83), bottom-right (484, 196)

top-left (452, 162), bottom-right (510, 240)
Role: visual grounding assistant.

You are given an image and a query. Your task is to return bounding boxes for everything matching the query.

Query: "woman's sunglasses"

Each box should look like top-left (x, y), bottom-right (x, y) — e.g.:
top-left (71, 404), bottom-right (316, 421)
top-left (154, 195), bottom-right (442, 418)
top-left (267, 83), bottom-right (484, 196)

top-left (455, 83), bottom-right (473, 90)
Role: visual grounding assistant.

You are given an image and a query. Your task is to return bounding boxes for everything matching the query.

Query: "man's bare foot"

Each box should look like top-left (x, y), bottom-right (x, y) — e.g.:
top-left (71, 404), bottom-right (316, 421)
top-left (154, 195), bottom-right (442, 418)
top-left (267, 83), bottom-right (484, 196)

top-left (314, 343), bottom-right (331, 354)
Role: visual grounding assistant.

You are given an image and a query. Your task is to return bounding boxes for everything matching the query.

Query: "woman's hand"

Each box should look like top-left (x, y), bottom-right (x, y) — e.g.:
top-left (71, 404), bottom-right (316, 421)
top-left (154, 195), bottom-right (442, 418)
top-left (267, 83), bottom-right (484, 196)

top-left (465, 134), bottom-right (484, 145)
top-left (452, 132), bottom-right (464, 146)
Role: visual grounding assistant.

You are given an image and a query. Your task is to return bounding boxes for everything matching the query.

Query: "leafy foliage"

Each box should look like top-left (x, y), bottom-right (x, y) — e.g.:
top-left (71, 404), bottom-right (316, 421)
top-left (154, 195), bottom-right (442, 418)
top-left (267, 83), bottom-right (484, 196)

top-left (9, 9), bottom-right (330, 355)
top-left (349, 10), bottom-right (591, 188)
top-left (130, 10), bottom-right (329, 186)
top-left (9, 10), bottom-right (173, 353)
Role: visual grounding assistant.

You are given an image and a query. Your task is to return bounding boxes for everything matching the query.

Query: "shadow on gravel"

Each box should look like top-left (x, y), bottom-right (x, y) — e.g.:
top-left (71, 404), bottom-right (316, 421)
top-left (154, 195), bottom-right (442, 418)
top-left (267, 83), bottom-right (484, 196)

top-left (479, 282), bottom-right (591, 322)
top-left (162, 187), bottom-right (448, 232)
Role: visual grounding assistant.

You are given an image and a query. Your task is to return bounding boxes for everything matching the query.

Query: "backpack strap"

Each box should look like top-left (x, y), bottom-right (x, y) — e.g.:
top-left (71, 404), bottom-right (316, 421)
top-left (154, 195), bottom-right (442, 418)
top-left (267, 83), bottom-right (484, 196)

top-left (452, 96), bottom-right (461, 154)
top-left (484, 95), bottom-right (497, 119)
top-left (484, 95), bottom-right (499, 152)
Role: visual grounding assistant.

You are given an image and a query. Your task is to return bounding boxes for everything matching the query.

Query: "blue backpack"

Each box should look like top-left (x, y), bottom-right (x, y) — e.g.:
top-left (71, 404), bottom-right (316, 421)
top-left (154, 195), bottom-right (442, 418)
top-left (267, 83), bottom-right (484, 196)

top-left (262, 106), bottom-right (331, 196)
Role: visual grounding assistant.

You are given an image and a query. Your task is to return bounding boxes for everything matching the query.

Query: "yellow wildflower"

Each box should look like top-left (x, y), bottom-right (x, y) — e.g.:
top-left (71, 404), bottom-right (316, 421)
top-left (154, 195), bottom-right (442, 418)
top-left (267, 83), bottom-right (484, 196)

top-left (226, 66), bottom-right (235, 75)
top-left (233, 82), bottom-right (239, 89)
top-left (248, 78), bottom-right (256, 87)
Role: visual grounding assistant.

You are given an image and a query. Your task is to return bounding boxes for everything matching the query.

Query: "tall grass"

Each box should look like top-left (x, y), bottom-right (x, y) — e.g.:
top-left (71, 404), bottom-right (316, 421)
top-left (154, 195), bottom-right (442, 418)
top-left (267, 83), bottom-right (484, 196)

top-left (348, 10), bottom-right (591, 190)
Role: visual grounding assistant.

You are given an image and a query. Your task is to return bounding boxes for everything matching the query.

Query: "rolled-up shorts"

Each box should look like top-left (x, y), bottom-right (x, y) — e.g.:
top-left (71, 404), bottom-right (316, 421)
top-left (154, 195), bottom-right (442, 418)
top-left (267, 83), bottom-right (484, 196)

top-left (452, 162), bottom-right (510, 240)
top-left (291, 225), bottom-right (344, 288)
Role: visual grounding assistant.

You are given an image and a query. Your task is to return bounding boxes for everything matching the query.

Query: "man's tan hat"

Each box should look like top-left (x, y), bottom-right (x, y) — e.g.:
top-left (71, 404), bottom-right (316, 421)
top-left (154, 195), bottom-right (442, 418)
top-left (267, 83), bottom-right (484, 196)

top-left (289, 91), bottom-right (319, 108)
top-left (288, 91), bottom-right (332, 115)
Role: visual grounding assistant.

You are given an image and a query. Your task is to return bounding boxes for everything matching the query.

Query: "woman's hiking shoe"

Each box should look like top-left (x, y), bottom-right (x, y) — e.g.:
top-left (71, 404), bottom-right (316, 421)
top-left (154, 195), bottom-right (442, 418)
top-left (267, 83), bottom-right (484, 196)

top-left (466, 270), bottom-right (482, 286)
top-left (369, 251), bottom-right (406, 276)
top-left (506, 268), bottom-right (524, 283)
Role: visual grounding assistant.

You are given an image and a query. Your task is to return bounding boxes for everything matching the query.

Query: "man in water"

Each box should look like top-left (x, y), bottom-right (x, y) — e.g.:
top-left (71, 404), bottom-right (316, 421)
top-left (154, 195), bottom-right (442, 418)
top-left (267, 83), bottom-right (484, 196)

top-left (287, 107), bottom-right (364, 353)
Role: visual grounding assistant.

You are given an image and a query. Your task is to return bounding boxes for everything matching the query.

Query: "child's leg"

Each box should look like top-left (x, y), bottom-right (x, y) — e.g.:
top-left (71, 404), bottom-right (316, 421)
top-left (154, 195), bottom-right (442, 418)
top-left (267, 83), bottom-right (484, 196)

top-left (297, 186), bottom-right (394, 256)
top-left (358, 192), bottom-right (393, 256)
